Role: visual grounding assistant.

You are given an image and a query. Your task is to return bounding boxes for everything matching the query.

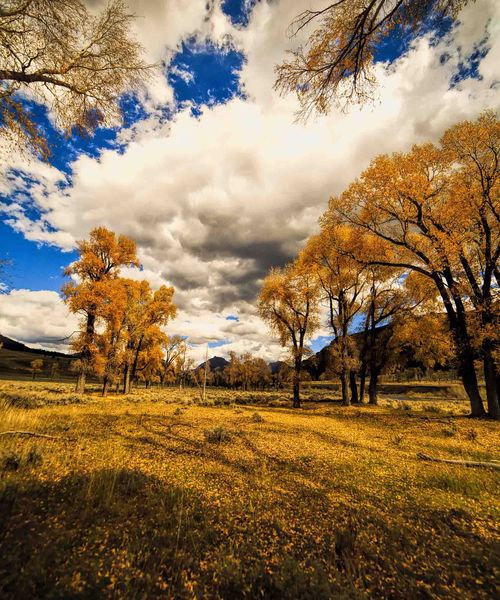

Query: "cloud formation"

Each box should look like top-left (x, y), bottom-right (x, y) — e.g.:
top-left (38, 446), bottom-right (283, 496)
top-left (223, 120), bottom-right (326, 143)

top-left (1, 0), bottom-right (499, 362)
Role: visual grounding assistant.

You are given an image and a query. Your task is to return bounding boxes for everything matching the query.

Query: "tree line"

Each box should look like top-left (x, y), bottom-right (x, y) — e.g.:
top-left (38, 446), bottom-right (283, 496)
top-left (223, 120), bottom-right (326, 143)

top-left (259, 112), bottom-right (499, 419)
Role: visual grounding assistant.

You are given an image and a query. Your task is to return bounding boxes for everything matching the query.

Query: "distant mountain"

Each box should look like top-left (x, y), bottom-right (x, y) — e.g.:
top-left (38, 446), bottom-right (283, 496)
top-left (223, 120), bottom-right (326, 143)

top-left (269, 361), bottom-right (287, 374)
top-left (0, 334), bottom-right (72, 359)
top-left (197, 356), bottom-right (230, 371)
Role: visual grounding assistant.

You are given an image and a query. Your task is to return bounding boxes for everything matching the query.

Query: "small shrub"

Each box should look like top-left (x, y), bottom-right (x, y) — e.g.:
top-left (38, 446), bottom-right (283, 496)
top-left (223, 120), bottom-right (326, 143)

top-left (335, 526), bottom-right (358, 574)
top-left (465, 429), bottom-right (478, 442)
top-left (424, 471), bottom-right (482, 497)
top-left (251, 412), bottom-right (264, 423)
top-left (172, 407), bottom-right (183, 416)
top-left (2, 452), bottom-right (21, 472)
top-left (425, 405), bottom-right (444, 414)
top-left (400, 402), bottom-right (412, 412)
top-left (442, 424), bottom-right (457, 438)
top-left (26, 447), bottom-right (43, 467)
top-left (203, 426), bottom-right (231, 444)
top-left (391, 434), bottom-right (404, 447)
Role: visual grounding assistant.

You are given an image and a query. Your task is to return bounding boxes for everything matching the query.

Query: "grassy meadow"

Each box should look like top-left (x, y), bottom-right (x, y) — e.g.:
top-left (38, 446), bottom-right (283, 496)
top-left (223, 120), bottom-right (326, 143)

top-left (0, 380), bottom-right (498, 599)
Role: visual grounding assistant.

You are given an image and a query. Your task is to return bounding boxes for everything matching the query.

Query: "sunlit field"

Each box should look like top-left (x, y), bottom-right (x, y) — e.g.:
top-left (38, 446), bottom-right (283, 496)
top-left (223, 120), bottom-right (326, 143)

top-left (0, 381), bottom-right (498, 599)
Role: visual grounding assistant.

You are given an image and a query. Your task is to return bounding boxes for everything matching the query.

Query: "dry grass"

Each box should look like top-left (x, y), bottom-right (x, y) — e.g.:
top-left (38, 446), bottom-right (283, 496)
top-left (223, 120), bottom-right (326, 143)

top-left (0, 381), bottom-right (498, 598)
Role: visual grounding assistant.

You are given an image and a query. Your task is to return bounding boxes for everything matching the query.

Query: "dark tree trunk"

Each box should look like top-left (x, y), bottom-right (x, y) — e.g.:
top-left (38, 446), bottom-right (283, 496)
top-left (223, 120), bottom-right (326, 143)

top-left (341, 370), bottom-right (350, 406)
top-left (457, 350), bottom-right (485, 417)
top-left (293, 358), bottom-right (301, 408)
top-left (359, 361), bottom-right (367, 404)
top-left (483, 347), bottom-right (499, 420)
top-left (131, 336), bottom-right (143, 381)
top-left (349, 370), bottom-right (359, 404)
top-left (368, 369), bottom-right (379, 405)
top-left (123, 365), bottom-right (131, 395)
top-left (435, 274), bottom-right (485, 417)
top-left (102, 376), bottom-right (110, 397)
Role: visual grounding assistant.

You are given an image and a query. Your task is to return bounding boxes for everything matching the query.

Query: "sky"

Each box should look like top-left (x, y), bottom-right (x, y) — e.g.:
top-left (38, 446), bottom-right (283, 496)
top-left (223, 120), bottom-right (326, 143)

top-left (0, 0), bottom-right (499, 363)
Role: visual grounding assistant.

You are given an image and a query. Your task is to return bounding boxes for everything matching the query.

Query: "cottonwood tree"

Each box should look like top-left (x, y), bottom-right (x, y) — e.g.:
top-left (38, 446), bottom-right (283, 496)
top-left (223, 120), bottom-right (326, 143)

top-left (62, 227), bottom-right (139, 393)
top-left (121, 280), bottom-right (176, 394)
top-left (160, 335), bottom-right (187, 386)
top-left (358, 269), bottom-right (448, 404)
top-left (275, 0), bottom-right (472, 118)
top-left (301, 224), bottom-right (366, 405)
top-left (0, 0), bottom-right (151, 157)
top-left (440, 112), bottom-right (499, 418)
top-left (326, 113), bottom-right (499, 418)
top-left (223, 352), bottom-right (272, 390)
top-left (259, 261), bottom-right (320, 408)
top-left (135, 328), bottom-right (167, 389)
top-left (30, 358), bottom-right (43, 380)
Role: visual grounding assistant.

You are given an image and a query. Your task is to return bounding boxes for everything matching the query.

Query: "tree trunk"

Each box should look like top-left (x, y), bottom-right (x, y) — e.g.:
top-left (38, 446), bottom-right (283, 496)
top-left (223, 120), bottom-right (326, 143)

top-left (368, 370), bottom-right (378, 405)
top-left (340, 370), bottom-right (350, 406)
top-left (483, 348), bottom-right (499, 420)
top-left (359, 361), bottom-right (367, 404)
top-left (75, 371), bottom-right (86, 394)
top-left (123, 365), bottom-right (131, 395)
top-left (131, 336), bottom-right (143, 381)
top-left (458, 353), bottom-right (485, 417)
top-left (349, 370), bottom-right (359, 404)
top-left (293, 359), bottom-right (301, 408)
top-left (102, 376), bottom-right (110, 397)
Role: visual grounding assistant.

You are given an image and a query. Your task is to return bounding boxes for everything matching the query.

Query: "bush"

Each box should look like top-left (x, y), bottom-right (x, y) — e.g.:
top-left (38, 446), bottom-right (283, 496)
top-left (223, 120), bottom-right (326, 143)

top-left (2, 452), bottom-right (21, 472)
top-left (465, 429), bottom-right (478, 442)
top-left (26, 447), bottom-right (43, 467)
top-left (391, 434), bottom-right (404, 447)
top-left (251, 412), bottom-right (264, 423)
top-left (204, 427), bottom-right (231, 444)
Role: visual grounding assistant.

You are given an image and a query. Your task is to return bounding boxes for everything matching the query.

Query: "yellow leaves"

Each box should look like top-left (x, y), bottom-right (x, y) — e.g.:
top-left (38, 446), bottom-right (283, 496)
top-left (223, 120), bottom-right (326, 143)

top-left (62, 228), bottom-right (177, 388)
top-left (259, 260), bottom-right (320, 351)
top-left (275, 1), bottom-right (473, 117)
top-left (65, 227), bottom-right (140, 281)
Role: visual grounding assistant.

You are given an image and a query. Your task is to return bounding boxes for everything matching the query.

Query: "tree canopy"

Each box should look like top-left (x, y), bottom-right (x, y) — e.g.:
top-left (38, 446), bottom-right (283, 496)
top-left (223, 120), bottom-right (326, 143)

top-left (0, 0), bottom-right (151, 157)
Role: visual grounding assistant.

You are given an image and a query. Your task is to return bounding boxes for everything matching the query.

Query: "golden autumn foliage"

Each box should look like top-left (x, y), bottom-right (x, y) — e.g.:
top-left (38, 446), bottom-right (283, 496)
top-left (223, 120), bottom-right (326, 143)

top-left (259, 261), bottom-right (320, 407)
top-left (322, 111), bottom-right (498, 419)
top-left (62, 227), bottom-right (176, 397)
top-left (62, 227), bottom-right (141, 394)
top-left (275, 0), bottom-right (472, 118)
top-left (300, 224), bottom-right (365, 405)
top-left (0, 0), bottom-right (152, 158)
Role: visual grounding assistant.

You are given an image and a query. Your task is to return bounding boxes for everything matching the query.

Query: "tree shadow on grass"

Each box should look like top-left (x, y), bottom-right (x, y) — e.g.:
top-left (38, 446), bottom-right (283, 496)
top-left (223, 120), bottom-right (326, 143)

top-left (0, 468), bottom-right (357, 600)
top-left (0, 468), bottom-right (220, 598)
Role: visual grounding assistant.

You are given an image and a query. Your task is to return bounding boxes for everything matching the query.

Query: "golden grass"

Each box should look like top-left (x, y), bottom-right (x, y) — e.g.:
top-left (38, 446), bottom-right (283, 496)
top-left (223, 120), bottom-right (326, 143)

top-left (0, 381), bottom-right (498, 598)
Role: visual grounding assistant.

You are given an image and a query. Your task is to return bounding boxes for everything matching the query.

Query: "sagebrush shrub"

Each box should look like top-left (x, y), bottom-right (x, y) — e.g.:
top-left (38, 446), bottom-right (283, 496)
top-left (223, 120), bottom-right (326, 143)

top-left (204, 427), bottom-right (231, 443)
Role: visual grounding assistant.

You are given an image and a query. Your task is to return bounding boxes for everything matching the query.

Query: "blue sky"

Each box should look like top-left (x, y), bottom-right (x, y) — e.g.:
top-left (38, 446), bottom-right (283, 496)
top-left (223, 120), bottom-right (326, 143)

top-left (0, 0), bottom-right (497, 358)
top-left (0, 0), bottom-right (417, 294)
top-left (0, 4), bottom-right (248, 294)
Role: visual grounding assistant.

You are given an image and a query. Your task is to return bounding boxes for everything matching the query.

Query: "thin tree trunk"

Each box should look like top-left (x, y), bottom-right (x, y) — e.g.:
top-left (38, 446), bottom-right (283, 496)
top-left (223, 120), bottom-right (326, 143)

top-left (349, 370), bottom-right (359, 404)
top-left (368, 369), bottom-right (378, 405)
top-left (123, 365), bottom-right (131, 394)
top-left (102, 376), bottom-right (110, 397)
top-left (293, 358), bottom-right (301, 408)
top-left (359, 361), bottom-right (367, 404)
top-left (483, 347), bottom-right (499, 420)
top-left (341, 370), bottom-right (350, 406)
top-left (75, 371), bottom-right (86, 394)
